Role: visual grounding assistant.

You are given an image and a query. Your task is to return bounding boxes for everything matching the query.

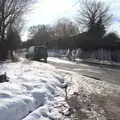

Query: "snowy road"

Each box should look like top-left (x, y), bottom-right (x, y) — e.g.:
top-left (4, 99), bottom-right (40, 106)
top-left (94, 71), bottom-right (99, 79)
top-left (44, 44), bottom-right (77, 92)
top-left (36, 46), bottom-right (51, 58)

top-left (48, 57), bottom-right (120, 120)
top-left (48, 57), bottom-right (120, 85)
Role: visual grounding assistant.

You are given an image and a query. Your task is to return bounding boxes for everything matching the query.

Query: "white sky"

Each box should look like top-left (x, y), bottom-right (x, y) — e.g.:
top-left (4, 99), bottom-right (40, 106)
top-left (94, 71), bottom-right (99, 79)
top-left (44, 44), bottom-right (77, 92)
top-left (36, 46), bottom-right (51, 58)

top-left (21, 0), bottom-right (120, 41)
top-left (26, 0), bottom-right (77, 25)
top-left (22, 0), bottom-right (78, 41)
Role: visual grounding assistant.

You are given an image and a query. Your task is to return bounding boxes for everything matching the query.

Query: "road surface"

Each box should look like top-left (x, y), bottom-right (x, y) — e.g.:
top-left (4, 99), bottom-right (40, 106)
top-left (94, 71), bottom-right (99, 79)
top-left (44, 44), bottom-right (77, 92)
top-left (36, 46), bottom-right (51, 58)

top-left (48, 58), bottom-right (120, 85)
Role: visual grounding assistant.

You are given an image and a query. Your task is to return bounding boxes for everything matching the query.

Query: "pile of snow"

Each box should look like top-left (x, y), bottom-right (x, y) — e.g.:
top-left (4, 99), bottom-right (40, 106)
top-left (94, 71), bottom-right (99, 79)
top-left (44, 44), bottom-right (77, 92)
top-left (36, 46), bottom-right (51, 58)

top-left (0, 58), bottom-right (67, 120)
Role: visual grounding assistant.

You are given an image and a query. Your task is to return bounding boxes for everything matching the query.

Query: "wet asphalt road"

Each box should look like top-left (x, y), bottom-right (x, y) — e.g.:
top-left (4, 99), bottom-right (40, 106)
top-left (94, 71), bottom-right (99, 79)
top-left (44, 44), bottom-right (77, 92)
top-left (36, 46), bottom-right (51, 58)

top-left (48, 60), bottom-right (120, 85)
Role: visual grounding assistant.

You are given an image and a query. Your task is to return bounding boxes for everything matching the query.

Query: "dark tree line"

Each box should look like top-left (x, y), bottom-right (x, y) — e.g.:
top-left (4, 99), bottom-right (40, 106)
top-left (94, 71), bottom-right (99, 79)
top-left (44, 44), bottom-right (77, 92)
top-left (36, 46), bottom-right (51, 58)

top-left (0, 0), bottom-right (33, 60)
top-left (22, 18), bottom-right (79, 49)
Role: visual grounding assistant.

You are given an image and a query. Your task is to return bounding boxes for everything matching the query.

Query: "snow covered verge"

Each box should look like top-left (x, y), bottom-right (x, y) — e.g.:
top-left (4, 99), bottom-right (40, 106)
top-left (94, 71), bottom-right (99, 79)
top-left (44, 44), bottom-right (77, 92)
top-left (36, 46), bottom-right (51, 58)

top-left (0, 58), bottom-right (69, 120)
top-left (60, 70), bottom-right (120, 120)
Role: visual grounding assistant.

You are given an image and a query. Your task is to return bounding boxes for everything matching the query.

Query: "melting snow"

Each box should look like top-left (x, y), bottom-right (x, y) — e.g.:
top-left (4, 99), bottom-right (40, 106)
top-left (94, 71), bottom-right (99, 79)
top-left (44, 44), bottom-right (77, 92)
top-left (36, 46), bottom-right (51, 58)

top-left (0, 58), bottom-right (67, 120)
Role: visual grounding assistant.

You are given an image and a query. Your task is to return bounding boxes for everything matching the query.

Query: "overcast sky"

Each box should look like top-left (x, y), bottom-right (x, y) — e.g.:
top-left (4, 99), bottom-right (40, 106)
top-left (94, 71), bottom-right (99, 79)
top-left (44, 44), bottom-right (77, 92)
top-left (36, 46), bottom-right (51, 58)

top-left (21, 0), bottom-right (120, 41)
top-left (22, 0), bottom-right (78, 41)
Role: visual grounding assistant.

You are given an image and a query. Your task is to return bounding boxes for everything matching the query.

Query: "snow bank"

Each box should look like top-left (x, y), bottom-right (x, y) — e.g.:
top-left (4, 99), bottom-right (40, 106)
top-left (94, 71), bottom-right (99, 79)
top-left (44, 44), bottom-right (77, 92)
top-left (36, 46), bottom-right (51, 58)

top-left (0, 58), bottom-right (66, 120)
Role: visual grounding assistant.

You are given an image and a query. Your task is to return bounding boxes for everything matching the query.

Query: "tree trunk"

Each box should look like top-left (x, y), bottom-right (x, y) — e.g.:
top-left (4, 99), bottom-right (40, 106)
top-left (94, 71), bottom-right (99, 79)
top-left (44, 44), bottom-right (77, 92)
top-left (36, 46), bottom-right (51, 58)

top-left (10, 50), bottom-right (14, 61)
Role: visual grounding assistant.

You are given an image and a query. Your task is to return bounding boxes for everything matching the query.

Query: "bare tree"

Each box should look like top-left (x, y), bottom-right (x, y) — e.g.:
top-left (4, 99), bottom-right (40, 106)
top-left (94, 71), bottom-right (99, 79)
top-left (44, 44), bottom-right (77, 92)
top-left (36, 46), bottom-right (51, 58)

top-left (0, 0), bottom-right (33, 41)
top-left (28, 24), bottom-right (54, 46)
top-left (0, 0), bottom-right (34, 59)
top-left (28, 25), bottom-right (41, 39)
top-left (54, 18), bottom-right (79, 38)
top-left (7, 24), bottom-right (21, 61)
top-left (77, 0), bottom-right (112, 31)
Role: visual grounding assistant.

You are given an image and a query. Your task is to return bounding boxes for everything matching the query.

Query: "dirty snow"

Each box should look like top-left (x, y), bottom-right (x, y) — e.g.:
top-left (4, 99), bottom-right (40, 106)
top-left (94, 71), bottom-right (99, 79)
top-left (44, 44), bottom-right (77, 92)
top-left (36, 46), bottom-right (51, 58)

top-left (0, 58), bottom-right (68, 120)
top-left (60, 69), bottom-right (120, 120)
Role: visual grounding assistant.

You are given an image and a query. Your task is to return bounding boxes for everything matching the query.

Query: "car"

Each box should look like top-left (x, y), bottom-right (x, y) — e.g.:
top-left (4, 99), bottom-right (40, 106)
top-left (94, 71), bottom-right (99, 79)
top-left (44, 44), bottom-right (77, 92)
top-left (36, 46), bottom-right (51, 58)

top-left (26, 46), bottom-right (48, 63)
